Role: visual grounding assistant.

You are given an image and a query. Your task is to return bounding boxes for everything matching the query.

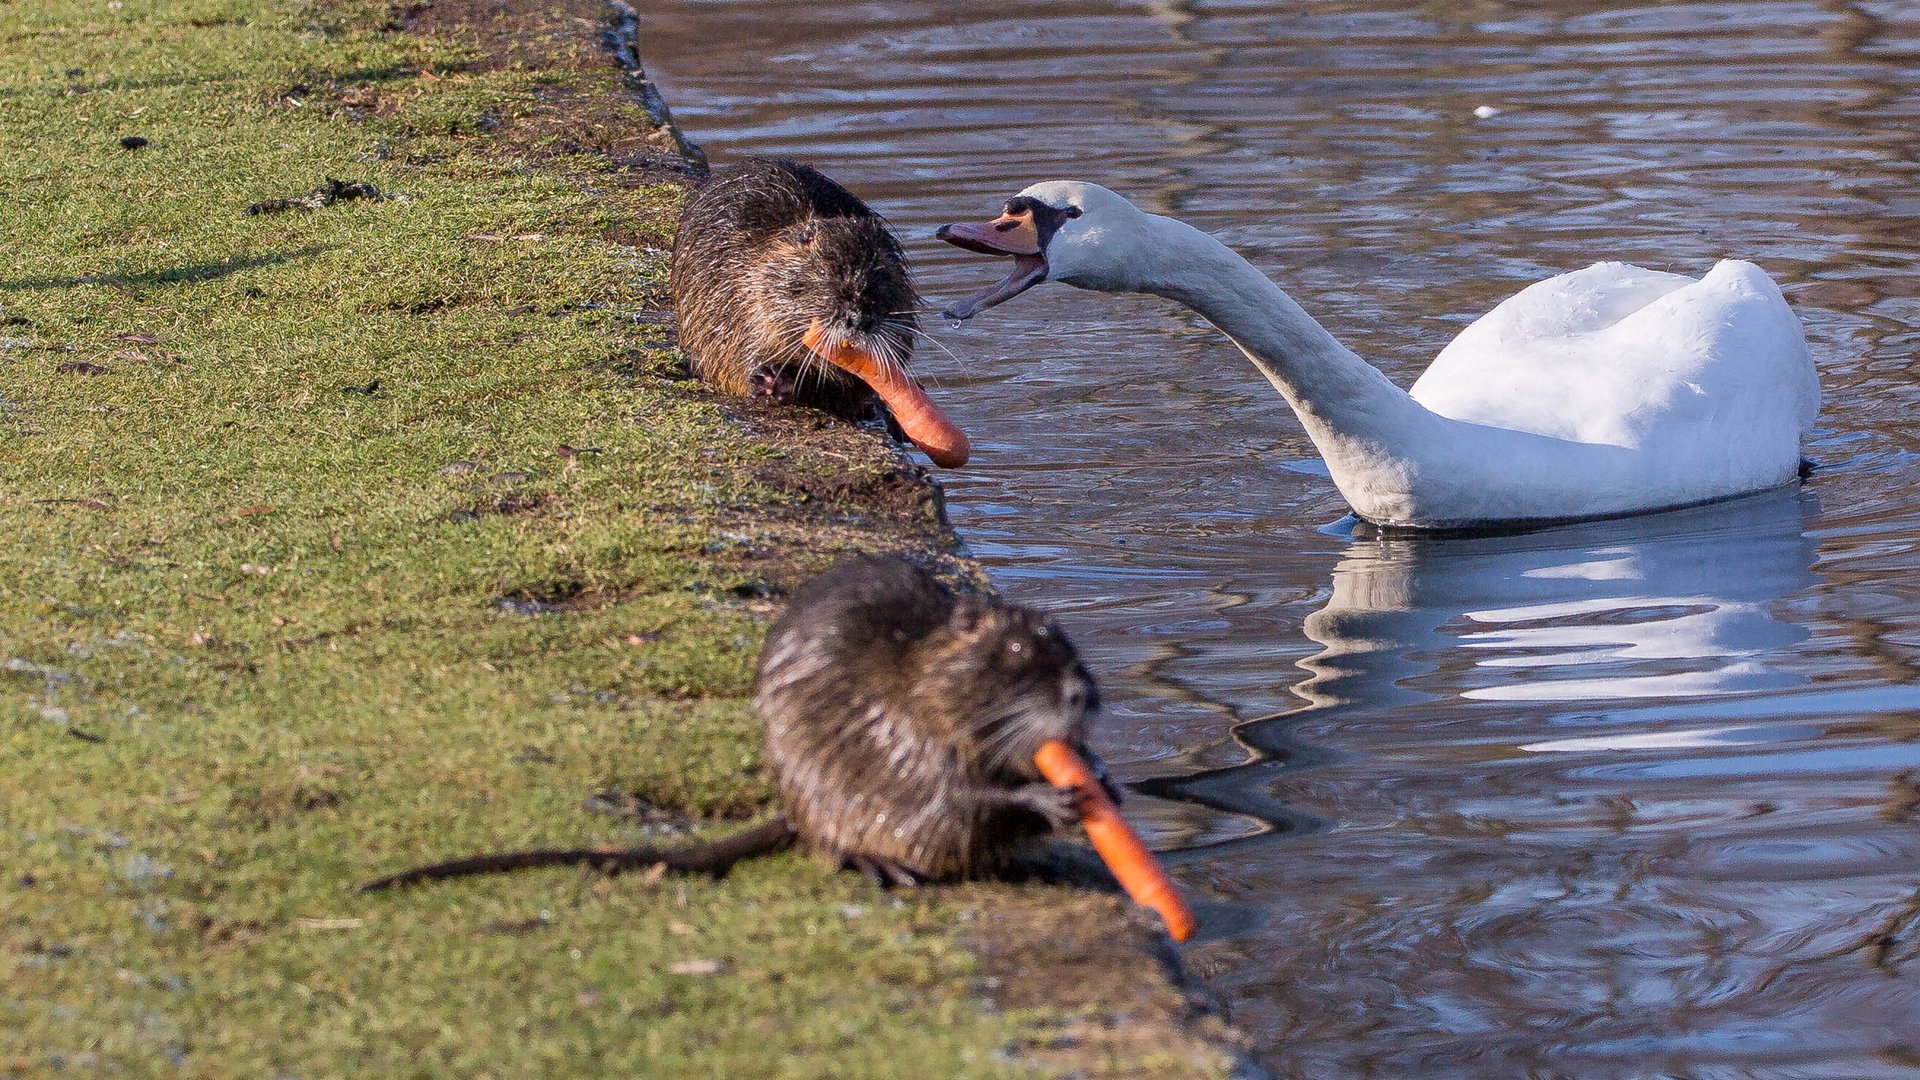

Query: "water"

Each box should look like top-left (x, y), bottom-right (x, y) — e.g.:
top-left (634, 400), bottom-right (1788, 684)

top-left (631, 2), bottom-right (1920, 1075)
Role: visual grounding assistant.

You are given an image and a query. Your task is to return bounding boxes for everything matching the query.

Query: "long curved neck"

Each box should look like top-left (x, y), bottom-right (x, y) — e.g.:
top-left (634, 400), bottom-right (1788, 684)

top-left (1131, 214), bottom-right (1446, 507)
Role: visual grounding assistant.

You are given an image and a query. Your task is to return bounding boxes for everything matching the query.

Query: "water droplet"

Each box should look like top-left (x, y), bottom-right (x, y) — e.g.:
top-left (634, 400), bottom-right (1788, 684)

top-left (945, 316), bottom-right (966, 331)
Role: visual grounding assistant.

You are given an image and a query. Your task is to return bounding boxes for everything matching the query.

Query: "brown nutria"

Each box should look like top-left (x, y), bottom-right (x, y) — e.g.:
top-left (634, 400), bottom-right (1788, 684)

top-left (669, 158), bottom-right (969, 467)
top-left (362, 555), bottom-right (1110, 891)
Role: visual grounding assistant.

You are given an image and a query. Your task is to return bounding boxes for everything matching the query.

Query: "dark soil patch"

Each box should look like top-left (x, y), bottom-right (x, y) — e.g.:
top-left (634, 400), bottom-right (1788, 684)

top-left (229, 780), bottom-right (347, 826)
top-left (733, 401), bottom-right (951, 529)
top-left (443, 489), bottom-right (548, 524)
top-left (759, 458), bottom-right (946, 521)
top-left (245, 177), bottom-right (384, 216)
top-left (600, 221), bottom-right (675, 250)
top-left (491, 577), bottom-right (621, 615)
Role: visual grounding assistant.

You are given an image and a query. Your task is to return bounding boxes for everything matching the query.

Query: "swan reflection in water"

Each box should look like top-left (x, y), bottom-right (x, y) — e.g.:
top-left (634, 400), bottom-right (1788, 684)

top-left (1294, 486), bottom-right (1820, 716)
top-left (1200, 488), bottom-right (1920, 1076)
top-left (1154, 485), bottom-right (1828, 843)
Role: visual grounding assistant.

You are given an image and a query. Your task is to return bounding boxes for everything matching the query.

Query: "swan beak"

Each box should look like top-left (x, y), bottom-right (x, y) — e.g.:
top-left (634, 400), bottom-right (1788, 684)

top-left (935, 212), bottom-right (1041, 257)
top-left (936, 211), bottom-right (1048, 321)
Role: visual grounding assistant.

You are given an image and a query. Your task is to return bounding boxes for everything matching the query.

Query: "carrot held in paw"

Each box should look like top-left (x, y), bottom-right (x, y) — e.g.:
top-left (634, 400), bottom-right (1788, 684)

top-left (1033, 739), bottom-right (1196, 942)
top-left (803, 319), bottom-right (970, 468)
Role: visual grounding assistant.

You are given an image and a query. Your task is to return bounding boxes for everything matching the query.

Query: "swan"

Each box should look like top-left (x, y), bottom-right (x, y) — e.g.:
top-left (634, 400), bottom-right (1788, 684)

top-left (936, 183), bottom-right (1820, 530)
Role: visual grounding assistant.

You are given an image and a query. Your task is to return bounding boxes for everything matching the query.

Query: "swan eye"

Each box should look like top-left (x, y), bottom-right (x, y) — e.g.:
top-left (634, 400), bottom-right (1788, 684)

top-left (1063, 206), bottom-right (1082, 219)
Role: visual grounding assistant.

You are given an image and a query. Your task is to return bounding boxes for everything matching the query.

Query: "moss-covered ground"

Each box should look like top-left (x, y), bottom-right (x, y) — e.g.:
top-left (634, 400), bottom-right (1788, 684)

top-left (0, 2), bottom-right (1246, 1076)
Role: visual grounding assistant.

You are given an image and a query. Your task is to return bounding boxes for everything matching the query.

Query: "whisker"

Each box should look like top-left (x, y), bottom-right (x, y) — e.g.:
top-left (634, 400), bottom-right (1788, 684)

top-left (914, 343), bottom-right (960, 373)
top-left (764, 333), bottom-right (825, 391)
top-left (977, 706), bottom-right (1044, 771)
top-left (869, 335), bottom-right (905, 373)
top-left (894, 323), bottom-right (963, 367)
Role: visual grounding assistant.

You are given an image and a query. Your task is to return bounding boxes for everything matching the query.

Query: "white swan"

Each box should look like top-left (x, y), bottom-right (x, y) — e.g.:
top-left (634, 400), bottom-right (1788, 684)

top-left (936, 183), bottom-right (1820, 530)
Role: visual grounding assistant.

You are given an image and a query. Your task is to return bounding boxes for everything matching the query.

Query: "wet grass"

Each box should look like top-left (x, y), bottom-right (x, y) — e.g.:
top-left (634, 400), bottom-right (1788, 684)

top-left (0, 2), bottom-right (1242, 1076)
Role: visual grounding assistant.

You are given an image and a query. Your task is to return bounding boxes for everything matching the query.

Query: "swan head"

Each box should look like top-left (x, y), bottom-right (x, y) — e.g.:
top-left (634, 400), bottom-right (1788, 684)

top-left (935, 181), bottom-right (1149, 319)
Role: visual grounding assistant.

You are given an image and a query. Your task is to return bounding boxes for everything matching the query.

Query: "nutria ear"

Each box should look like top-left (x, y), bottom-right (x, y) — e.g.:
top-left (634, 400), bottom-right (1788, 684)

top-left (796, 220), bottom-right (822, 245)
top-left (949, 599), bottom-right (988, 635)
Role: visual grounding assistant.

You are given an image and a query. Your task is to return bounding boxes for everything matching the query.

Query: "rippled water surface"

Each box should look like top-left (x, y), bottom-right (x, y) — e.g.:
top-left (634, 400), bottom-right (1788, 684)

top-left (632, 2), bottom-right (1920, 1075)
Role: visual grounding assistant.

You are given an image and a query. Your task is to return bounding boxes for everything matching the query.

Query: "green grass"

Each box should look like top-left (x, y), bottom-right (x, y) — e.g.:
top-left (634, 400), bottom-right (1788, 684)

top-left (0, 2), bottom-right (1213, 1075)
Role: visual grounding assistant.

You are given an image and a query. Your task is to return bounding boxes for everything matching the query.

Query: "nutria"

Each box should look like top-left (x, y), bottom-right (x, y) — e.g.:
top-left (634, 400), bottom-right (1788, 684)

top-left (362, 556), bottom-right (1109, 891)
top-left (670, 159), bottom-right (969, 467)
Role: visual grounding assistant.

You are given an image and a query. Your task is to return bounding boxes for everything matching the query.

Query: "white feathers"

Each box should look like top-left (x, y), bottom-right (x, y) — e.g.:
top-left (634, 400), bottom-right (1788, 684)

top-left (1001, 184), bottom-right (1820, 528)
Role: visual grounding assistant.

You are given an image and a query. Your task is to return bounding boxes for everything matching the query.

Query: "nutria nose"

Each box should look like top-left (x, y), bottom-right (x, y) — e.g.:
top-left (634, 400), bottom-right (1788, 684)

top-left (1064, 684), bottom-right (1088, 714)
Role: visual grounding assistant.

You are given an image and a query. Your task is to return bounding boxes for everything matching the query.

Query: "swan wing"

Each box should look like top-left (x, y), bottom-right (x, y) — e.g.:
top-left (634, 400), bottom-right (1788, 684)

top-left (1409, 260), bottom-right (1818, 448)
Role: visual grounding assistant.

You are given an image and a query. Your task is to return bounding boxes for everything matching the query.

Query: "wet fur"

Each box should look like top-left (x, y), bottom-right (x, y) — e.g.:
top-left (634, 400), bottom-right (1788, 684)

top-left (757, 556), bottom-right (1103, 883)
top-left (671, 159), bottom-right (920, 420)
top-left (364, 557), bottom-right (1105, 891)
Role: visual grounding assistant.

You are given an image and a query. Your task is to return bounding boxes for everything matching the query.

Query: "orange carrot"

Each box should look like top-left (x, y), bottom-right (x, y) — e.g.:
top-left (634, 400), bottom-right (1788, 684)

top-left (802, 320), bottom-right (970, 468)
top-left (1033, 739), bottom-right (1196, 942)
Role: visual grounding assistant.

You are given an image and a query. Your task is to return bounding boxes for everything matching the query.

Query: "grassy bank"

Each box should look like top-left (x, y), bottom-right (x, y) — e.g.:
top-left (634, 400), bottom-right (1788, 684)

top-left (0, 2), bottom-right (1246, 1076)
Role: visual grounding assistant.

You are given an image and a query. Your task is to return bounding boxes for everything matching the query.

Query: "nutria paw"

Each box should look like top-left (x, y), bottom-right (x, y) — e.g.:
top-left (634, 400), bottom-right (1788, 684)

top-left (749, 365), bottom-right (801, 401)
top-left (842, 853), bottom-right (923, 890)
top-left (1002, 783), bottom-right (1082, 832)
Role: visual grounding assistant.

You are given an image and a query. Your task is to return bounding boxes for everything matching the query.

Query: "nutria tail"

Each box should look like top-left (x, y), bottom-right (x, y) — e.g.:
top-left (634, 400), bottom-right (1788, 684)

top-left (359, 816), bottom-right (798, 892)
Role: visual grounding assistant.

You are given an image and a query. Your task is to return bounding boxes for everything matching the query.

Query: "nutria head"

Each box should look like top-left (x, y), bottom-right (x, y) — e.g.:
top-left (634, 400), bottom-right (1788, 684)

top-left (755, 555), bottom-right (1099, 786)
top-left (672, 159), bottom-right (968, 466)
top-left (911, 596), bottom-right (1101, 784)
top-left (765, 214), bottom-right (919, 381)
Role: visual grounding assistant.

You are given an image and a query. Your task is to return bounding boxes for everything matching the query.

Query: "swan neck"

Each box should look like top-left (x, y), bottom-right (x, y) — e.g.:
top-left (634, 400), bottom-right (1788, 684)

top-left (1132, 214), bottom-right (1437, 455)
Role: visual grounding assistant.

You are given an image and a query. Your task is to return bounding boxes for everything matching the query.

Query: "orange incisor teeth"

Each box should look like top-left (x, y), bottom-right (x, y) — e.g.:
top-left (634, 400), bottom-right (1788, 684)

top-left (802, 320), bottom-right (970, 468)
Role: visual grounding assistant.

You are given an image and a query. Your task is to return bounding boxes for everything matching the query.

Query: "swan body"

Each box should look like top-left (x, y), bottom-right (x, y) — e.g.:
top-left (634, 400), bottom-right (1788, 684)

top-left (937, 183), bottom-right (1819, 530)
